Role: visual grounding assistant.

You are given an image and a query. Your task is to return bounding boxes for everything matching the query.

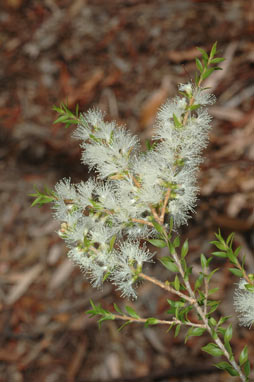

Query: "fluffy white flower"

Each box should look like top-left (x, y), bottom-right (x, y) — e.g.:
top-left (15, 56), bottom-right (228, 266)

top-left (66, 216), bottom-right (94, 243)
top-left (179, 82), bottom-right (193, 95)
top-left (89, 224), bottom-right (116, 245)
top-left (234, 279), bottom-right (254, 328)
top-left (81, 142), bottom-right (130, 179)
top-left (120, 241), bottom-right (154, 265)
top-left (111, 241), bottom-right (153, 299)
top-left (76, 178), bottom-right (96, 208)
top-left (68, 246), bottom-right (91, 269)
top-left (124, 224), bottom-right (151, 239)
top-left (95, 182), bottom-right (117, 210)
top-left (88, 250), bottom-right (116, 287)
top-left (52, 82), bottom-right (215, 298)
top-left (52, 198), bottom-right (70, 221)
top-left (72, 109), bottom-right (105, 141)
top-left (195, 88), bottom-right (216, 106)
top-left (55, 178), bottom-right (77, 200)
top-left (75, 111), bottom-right (139, 180)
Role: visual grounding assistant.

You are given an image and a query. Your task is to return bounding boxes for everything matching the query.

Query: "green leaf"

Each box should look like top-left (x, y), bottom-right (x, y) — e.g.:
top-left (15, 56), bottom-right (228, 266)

top-left (53, 115), bottom-right (69, 124)
top-left (214, 362), bottom-right (239, 377)
top-left (52, 105), bottom-right (64, 114)
top-left (125, 306), bottom-right (140, 319)
top-left (211, 251), bottom-right (227, 258)
top-left (208, 287), bottom-right (219, 296)
top-left (202, 343), bottom-right (224, 357)
top-left (86, 300), bottom-right (116, 327)
top-left (185, 327), bottom-right (205, 343)
top-left (188, 104), bottom-right (201, 111)
top-left (195, 273), bottom-right (204, 290)
top-left (160, 257), bottom-right (179, 272)
top-left (211, 240), bottom-right (227, 251)
top-left (214, 229), bottom-right (222, 241)
top-left (217, 316), bottom-right (231, 326)
top-left (202, 66), bottom-right (214, 79)
top-left (207, 300), bottom-right (220, 314)
top-left (245, 284), bottom-right (254, 293)
top-left (151, 220), bottom-right (164, 235)
top-left (207, 267), bottom-right (218, 283)
top-left (209, 41), bottom-right (217, 59)
top-left (148, 239), bottom-right (167, 248)
top-left (229, 268), bottom-right (243, 277)
top-left (195, 71), bottom-right (200, 86)
top-left (113, 303), bottom-right (123, 314)
top-left (226, 232), bottom-right (235, 246)
top-left (173, 236), bottom-right (180, 248)
top-left (181, 240), bottom-right (188, 258)
top-left (195, 58), bottom-right (203, 72)
top-left (75, 103), bottom-right (79, 117)
top-left (234, 246), bottom-right (241, 257)
top-left (224, 324), bottom-right (233, 343)
top-left (89, 134), bottom-right (101, 143)
top-left (244, 360), bottom-right (250, 377)
top-left (174, 324), bottom-right (181, 337)
top-left (167, 300), bottom-right (185, 308)
top-left (197, 47), bottom-right (209, 62)
top-left (109, 235), bottom-right (116, 251)
top-left (30, 187), bottom-right (55, 207)
top-left (168, 241), bottom-right (175, 254)
top-left (118, 321), bottom-right (131, 331)
top-left (239, 345), bottom-right (248, 366)
top-left (173, 113), bottom-right (182, 128)
top-left (174, 275), bottom-right (180, 291)
top-left (208, 317), bottom-right (217, 327)
top-left (210, 328), bottom-right (218, 340)
top-left (98, 314), bottom-right (115, 327)
top-left (200, 253), bottom-right (207, 270)
top-left (52, 103), bottom-right (80, 128)
top-left (102, 271), bottom-right (110, 282)
top-left (227, 249), bottom-right (238, 265)
top-left (145, 317), bottom-right (159, 327)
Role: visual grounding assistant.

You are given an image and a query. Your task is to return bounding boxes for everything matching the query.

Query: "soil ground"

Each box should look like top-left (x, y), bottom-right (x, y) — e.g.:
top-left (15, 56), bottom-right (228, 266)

top-left (0, 1), bottom-right (253, 381)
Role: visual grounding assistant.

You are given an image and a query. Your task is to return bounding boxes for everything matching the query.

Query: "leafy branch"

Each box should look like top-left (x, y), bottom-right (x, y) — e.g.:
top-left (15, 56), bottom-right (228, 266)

top-left (52, 103), bottom-right (81, 129)
top-left (211, 230), bottom-right (254, 290)
top-left (195, 41), bottom-right (225, 85)
top-left (29, 186), bottom-right (56, 207)
top-left (87, 300), bottom-right (205, 332)
top-left (142, 222), bottom-right (250, 381)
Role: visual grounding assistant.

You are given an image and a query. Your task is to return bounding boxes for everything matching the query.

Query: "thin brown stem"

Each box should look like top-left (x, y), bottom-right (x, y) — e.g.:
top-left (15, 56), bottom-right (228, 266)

top-left (131, 175), bottom-right (141, 188)
top-left (159, 188), bottom-right (171, 223)
top-left (113, 314), bottom-right (205, 329)
top-left (236, 258), bottom-right (253, 285)
top-left (182, 70), bottom-right (204, 127)
top-left (204, 273), bottom-right (209, 318)
top-left (182, 97), bottom-right (195, 126)
top-left (149, 204), bottom-right (161, 224)
top-left (139, 272), bottom-right (195, 304)
top-left (169, 247), bottom-right (246, 382)
top-left (131, 218), bottom-right (154, 227)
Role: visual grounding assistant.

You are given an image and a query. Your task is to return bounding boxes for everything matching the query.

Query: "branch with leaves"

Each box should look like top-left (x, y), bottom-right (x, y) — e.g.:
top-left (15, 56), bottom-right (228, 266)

top-left (30, 43), bottom-right (253, 381)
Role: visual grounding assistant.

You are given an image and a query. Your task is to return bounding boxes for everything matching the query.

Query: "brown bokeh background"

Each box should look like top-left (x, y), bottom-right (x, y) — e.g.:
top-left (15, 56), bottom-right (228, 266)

top-left (0, 1), bottom-right (253, 381)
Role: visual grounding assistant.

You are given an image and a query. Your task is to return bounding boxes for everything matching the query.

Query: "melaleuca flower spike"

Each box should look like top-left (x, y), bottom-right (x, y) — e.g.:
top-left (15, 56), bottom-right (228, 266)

top-left (234, 279), bottom-right (254, 328)
top-left (49, 77), bottom-right (217, 296)
top-left (32, 45), bottom-right (252, 382)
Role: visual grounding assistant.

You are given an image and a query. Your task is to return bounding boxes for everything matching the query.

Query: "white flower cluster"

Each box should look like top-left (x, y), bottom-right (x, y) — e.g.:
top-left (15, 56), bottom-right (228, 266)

top-left (234, 279), bottom-right (254, 328)
top-left (53, 83), bottom-right (214, 298)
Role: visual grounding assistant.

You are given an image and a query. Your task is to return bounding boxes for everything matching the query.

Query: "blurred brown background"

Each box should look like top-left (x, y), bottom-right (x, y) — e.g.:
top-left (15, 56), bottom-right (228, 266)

top-left (0, 0), bottom-right (253, 381)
